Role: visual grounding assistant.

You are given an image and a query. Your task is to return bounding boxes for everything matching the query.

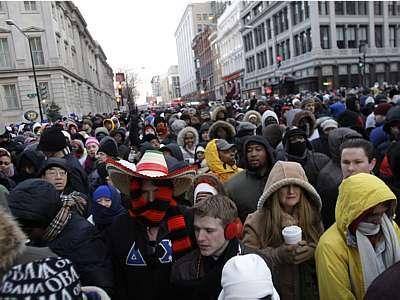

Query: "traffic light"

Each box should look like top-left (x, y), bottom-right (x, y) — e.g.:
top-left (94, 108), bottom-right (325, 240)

top-left (40, 84), bottom-right (48, 100)
top-left (358, 57), bottom-right (364, 69)
top-left (276, 55), bottom-right (282, 69)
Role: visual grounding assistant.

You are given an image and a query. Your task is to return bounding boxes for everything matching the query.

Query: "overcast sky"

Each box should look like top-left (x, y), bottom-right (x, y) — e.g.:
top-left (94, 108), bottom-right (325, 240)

top-left (74, 0), bottom-right (193, 103)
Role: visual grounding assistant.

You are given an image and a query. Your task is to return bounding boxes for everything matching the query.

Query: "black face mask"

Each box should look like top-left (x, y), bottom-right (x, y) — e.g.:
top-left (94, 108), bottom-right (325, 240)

top-left (287, 141), bottom-right (307, 157)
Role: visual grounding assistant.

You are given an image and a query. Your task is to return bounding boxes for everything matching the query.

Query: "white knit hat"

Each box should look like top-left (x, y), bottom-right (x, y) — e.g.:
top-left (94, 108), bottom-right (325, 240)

top-left (194, 183), bottom-right (218, 204)
top-left (218, 254), bottom-right (280, 300)
top-left (320, 119), bottom-right (338, 131)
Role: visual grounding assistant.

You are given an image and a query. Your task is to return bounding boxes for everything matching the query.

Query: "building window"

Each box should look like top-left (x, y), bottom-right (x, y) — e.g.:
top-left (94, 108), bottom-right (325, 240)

top-left (254, 23), bottom-right (265, 47)
top-left (318, 1), bottom-right (329, 15)
top-left (0, 2), bottom-right (3, 11)
top-left (388, 1), bottom-right (400, 16)
top-left (294, 34), bottom-right (300, 56)
top-left (336, 26), bottom-right (345, 49)
top-left (0, 38), bottom-right (11, 68)
top-left (347, 26), bottom-right (356, 48)
top-left (346, 1), bottom-right (356, 14)
top-left (266, 19), bottom-right (272, 39)
top-left (246, 56), bottom-right (255, 73)
top-left (283, 7), bottom-right (289, 31)
top-left (24, 1), bottom-right (37, 11)
top-left (304, 1), bottom-right (310, 18)
top-left (320, 25), bottom-right (330, 49)
top-left (197, 24), bottom-right (202, 33)
top-left (374, 1), bottom-right (382, 15)
top-left (358, 26), bottom-right (368, 45)
top-left (253, 2), bottom-right (263, 16)
top-left (196, 14), bottom-right (201, 21)
top-left (268, 46), bottom-right (273, 65)
top-left (389, 25), bottom-right (397, 47)
top-left (2, 84), bottom-right (19, 109)
top-left (28, 37), bottom-right (44, 65)
top-left (375, 25), bottom-right (383, 47)
top-left (335, 2), bottom-right (344, 15)
top-left (243, 13), bottom-right (251, 25)
top-left (306, 29), bottom-right (312, 52)
top-left (285, 39), bottom-right (291, 59)
top-left (202, 13), bottom-right (208, 21)
top-left (358, 1), bottom-right (367, 15)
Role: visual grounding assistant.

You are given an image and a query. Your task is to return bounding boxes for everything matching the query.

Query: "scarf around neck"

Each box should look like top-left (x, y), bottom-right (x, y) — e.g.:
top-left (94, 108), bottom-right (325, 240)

top-left (356, 213), bottom-right (400, 290)
top-left (129, 182), bottom-right (192, 254)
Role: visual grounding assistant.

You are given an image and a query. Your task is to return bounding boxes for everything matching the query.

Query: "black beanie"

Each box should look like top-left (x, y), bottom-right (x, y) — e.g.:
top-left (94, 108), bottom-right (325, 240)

top-left (98, 137), bottom-right (119, 158)
top-left (38, 126), bottom-right (67, 152)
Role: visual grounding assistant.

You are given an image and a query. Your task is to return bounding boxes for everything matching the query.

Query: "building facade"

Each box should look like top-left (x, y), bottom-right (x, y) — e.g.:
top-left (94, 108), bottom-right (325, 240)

top-left (217, 0), bottom-right (244, 100)
top-left (193, 25), bottom-right (216, 101)
top-left (240, 1), bottom-right (400, 98)
top-left (150, 75), bottom-right (161, 97)
top-left (160, 65), bottom-right (181, 103)
top-left (175, 2), bottom-right (227, 101)
top-left (0, 1), bottom-right (114, 124)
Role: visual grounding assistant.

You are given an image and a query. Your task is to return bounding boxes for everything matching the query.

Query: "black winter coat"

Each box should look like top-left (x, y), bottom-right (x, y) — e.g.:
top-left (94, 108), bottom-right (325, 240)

top-left (170, 239), bottom-right (269, 300)
top-left (64, 154), bottom-right (89, 196)
top-left (104, 206), bottom-right (195, 300)
top-left (48, 213), bottom-right (113, 290)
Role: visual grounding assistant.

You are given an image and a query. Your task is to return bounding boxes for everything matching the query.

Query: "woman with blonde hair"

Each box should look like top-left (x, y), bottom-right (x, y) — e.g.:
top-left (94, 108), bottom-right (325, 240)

top-left (243, 161), bottom-right (323, 300)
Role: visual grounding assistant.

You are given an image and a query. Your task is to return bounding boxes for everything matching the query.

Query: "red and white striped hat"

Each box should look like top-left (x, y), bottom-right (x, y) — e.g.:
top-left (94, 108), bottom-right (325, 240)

top-left (106, 150), bottom-right (196, 196)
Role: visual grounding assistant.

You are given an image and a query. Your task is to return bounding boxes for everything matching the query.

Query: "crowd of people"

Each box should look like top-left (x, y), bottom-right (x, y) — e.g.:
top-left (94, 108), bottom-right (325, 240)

top-left (0, 85), bottom-right (400, 299)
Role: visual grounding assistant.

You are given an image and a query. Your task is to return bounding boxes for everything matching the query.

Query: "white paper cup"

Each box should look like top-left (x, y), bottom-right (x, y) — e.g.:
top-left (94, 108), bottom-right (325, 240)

top-left (282, 225), bottom-right (302, 245)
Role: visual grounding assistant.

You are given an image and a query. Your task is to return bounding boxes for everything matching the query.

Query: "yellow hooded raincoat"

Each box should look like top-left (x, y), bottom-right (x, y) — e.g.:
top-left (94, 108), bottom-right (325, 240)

top-left (204, 139), bottom-right (242, 183)
top-left (315, 173), bottom-right (399, 300)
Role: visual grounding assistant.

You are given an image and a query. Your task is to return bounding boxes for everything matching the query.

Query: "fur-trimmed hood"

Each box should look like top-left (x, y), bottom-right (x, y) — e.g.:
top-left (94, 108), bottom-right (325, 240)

top-left (244, 110), bottom-right (262, 126)
top-left (0, 207), bottom-right (27, 275)
top-left (261, 110), bottom-right (279, 129)
top-left (211, 106), bottom-right (227, 122)
top-left (177, 126), bottom-right (199, 147)
top-left (257, 161), bottom-right (321, 210)
top-left (208, 121), bottom-right (236, 141)
top-left (292, 110), bottom-right (316, 130)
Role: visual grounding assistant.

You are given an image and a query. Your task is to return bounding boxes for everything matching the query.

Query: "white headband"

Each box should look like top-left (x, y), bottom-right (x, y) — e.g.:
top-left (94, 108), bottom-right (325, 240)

top-left (194, 183), bottom-right (218, 204)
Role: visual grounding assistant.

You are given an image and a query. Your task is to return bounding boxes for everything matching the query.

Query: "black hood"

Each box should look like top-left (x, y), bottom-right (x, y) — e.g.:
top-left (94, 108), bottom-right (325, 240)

top-left (160, 143), bottom-right (184, 161)
top-left (8, 179), bottom-right (61, 227)
top-left (243, 135), bottom-right (275, 171)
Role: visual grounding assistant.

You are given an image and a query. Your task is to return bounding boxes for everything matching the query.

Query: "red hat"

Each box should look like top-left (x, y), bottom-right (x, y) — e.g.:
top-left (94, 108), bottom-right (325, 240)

top-left (374, 103), bottom-right (392, 116)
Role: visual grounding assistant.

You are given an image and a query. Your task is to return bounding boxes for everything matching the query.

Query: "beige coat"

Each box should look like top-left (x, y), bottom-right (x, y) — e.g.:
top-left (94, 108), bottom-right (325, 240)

top-left (243, 161), bottom-right (322, 300)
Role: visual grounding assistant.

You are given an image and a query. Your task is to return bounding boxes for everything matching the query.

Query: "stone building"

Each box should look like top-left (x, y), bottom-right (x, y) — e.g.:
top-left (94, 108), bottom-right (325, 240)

top-left (0, 1), bottom-right (114, 123)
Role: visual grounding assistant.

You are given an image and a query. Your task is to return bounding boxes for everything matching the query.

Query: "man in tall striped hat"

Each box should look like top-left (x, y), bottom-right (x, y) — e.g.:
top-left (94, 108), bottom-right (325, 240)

top-left (105, 150), bottom-right (196, 299)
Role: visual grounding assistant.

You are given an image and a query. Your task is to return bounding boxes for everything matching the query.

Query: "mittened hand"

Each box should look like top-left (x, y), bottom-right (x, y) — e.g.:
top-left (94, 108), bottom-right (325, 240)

top-left (277, 244), bottom-right (298, 264)
top-left (293, 241), bottom-right (316, 265)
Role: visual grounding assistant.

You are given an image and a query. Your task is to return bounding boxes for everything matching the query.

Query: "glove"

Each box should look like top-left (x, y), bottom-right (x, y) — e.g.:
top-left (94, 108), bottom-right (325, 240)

top-left (277, 243), bottom-right (297, 264)
top-left (293, 240), bottom-right (316, 265)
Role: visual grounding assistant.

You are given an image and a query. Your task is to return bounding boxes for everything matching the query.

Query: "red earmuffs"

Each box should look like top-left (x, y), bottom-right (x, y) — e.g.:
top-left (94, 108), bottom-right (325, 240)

top-left (224, 218), bottom-right (243, 240)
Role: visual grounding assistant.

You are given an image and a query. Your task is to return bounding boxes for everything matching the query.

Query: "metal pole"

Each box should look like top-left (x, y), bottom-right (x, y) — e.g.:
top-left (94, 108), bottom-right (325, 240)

top-left (28, 39), bottom-right (44, 122)
top-left (363, 52), bottom-right (366, 88)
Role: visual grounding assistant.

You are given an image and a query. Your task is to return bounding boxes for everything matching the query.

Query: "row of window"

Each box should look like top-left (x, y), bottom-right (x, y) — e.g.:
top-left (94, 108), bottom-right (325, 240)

top-left (320, 24), bottom-right (398, 49)
top-left (0, 1), bottom-right (38, 12)
top-left (276, 39), bottom-right (291, 61)
top-left (291, 2), bottom-right (310, 26)
top-left (245, 56), bottom-right (255, 73)
top-left (243, 32), bottom-right (254, 52)
top-left (0, 81), bottom-right (49, 110)
top-left (0, 37), bottom-right (44, 69)
top-left (329, 1), bottom-right (400, 16)
top-left (294, 29), bottom-right (312, 57)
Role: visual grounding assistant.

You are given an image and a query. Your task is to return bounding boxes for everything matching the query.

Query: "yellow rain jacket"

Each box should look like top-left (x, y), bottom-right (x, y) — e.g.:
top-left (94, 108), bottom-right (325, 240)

top-left (204, 139), bottom-right (242, 183)
top-left (315, 173), bottom-right (399, 300)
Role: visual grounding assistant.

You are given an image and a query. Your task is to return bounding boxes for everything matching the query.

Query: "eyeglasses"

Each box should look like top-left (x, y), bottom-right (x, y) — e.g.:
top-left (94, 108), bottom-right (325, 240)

top-left (45, 169), bottom-right (67, 177)
top-left (0, 161), bottom-right (10, 166)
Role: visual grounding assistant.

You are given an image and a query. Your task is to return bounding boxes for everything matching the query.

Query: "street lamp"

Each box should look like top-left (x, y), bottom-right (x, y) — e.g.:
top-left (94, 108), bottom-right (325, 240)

top-left (6, 19), bottom-right (43, 122)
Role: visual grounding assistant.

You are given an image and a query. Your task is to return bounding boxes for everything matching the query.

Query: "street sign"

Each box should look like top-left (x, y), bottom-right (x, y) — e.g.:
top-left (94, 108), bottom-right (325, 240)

top-left (27, 93), bottom-right (37, 98)
top-left (24, 110), bottom-right (39, 122)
